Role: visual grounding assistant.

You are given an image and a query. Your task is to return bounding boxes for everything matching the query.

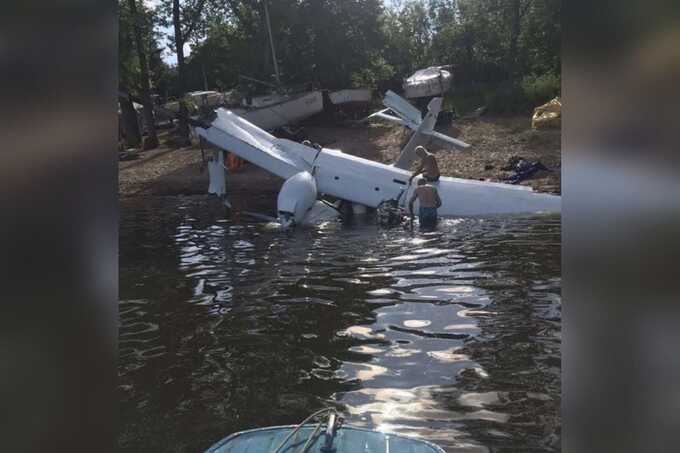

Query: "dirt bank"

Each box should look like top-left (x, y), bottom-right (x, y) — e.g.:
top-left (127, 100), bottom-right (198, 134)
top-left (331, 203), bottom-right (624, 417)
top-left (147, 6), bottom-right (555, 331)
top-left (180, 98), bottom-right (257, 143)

top-left (119, 115), bottom-right (561, 205)
top-left (440, 116), bottom-right (561, 194)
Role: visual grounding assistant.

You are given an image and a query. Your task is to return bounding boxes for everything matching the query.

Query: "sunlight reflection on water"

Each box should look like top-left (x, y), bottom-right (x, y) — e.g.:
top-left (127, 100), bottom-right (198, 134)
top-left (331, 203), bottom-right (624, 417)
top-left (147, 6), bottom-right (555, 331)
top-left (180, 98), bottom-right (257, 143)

top-left (119, 196), bottom-right (561, 452)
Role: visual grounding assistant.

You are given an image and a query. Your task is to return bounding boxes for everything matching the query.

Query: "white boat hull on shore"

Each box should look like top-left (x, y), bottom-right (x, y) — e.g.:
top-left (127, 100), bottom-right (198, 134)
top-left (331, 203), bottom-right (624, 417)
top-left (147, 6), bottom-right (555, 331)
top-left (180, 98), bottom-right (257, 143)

top-left (163, 90), bottom-right (225, 113)
top-left (245, 92), bottom-right (290, 109)
top-left (329, 88), bottom-right (372, 105)
top-left (231, 90), bottom-right (324, 130)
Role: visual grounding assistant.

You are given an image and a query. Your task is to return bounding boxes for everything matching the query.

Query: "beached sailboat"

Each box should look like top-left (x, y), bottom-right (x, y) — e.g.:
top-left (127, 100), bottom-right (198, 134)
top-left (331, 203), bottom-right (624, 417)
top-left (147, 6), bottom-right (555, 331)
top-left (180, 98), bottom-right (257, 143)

top-left (205, 409), bottom-right (445, 453)
top-left (161, 1), bottom-right (324, 131)
top-left (163, 90), bottom-right (226, 113)
top-left (328, 88), bottom-right (372, 106)
top-left (228, 88), bottom-right (324, 131)
top-left (223, 0), bottom-right (324, 130)
top-left (403, 66), bottom-right (452, 99)
top-left (160, 87), bottom-right (324, 131)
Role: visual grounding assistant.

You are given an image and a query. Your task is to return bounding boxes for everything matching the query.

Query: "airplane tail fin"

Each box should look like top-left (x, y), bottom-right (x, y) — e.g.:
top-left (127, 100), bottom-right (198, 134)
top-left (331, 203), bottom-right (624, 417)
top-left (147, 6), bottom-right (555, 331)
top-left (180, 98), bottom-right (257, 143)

top-left (368, 91), bottom-right (471, 169)
top-left (392, 97), bottom-right (443, 169)
top-left (393, 124), bottom-right (429, 169)
top-left (420, 97), bottom-right (470, 149)
top-left (420, 97), bottom-right (442, 133)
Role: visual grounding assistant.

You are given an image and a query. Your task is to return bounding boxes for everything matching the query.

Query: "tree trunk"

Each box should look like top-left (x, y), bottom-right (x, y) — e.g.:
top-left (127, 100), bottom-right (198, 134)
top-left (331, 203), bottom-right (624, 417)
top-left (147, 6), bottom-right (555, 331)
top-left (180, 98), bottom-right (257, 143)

top-left (172, 0), bottom-right (191, 145)
top-left (507, 0), bottom-right (522, 81)
top-left (201, 61), bottom-right (208, 91)
top-left (128, 0), bottom-right (159, 150)
top-left (119, 90), bottom-right (141, 148)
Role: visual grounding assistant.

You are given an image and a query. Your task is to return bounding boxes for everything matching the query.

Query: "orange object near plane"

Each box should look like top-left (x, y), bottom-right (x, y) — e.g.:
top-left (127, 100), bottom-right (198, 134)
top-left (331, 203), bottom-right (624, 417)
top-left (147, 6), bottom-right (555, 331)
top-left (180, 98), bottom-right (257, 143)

top-left (226, 152), bottom-right (246, 171)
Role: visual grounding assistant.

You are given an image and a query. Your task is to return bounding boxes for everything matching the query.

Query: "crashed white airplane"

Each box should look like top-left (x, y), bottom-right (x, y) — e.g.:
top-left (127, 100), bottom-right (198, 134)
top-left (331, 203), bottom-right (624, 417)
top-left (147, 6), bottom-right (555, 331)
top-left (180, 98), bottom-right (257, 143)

top-left (195, 90), bottom-right (560, 228)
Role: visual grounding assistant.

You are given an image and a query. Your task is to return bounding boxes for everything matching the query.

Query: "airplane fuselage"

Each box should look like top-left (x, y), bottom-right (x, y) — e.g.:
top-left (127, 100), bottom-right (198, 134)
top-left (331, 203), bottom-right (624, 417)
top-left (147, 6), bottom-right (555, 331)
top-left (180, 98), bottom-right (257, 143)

top-left (196, 107), bottom-right (560, 226)
top-left (310, 148), bottom-right (561, 216)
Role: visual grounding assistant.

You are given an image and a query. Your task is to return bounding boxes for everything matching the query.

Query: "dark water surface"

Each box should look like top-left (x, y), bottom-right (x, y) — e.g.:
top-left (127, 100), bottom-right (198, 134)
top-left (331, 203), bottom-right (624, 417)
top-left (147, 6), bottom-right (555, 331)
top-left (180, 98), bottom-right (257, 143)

top-left (119, 196), bottom-right (561, 452)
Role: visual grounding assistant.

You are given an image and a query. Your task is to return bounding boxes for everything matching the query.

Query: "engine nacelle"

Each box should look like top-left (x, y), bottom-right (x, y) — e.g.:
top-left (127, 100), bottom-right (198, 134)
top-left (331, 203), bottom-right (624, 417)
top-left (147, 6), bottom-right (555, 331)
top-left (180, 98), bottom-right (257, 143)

top-left (277, 171), bottom-right (317, 228)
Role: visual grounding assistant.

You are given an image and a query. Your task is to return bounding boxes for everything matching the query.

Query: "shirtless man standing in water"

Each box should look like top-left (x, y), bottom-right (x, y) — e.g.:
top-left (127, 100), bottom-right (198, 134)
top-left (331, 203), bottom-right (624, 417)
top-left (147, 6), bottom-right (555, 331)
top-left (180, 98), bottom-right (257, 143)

top-left (408, 178), bottom-right (442, 229)
top-left (409, 146), bottom-right (440, 183)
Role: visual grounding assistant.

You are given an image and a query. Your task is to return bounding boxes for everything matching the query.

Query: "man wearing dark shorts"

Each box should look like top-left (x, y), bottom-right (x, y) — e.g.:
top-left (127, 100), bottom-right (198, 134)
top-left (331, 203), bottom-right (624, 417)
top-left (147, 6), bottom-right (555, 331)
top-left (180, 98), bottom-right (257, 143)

top-left (408, 178), bottom-right (442, 229)
top-left (409, 146), bottom-right (440, 183)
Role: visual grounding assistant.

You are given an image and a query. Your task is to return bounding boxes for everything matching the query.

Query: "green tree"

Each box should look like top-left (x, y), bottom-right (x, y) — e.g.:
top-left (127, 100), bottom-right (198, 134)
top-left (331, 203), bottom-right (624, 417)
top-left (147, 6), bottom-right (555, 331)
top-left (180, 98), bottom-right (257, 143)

top-left (119, 0), bottom-right (142, 147)
top-left (157, 0), bottom-right (225, 142)
top-left (119, 0), bottom-right (172, 147)
top-left (382, 1), bottom-right (433, 79)
top-left (423, 0), bottom-right (560, 111)
top-left (132, 0), bottom-right (561, 117)
top-left (180, 0), bottom-right (385, 91)
top-left (128, 0), bottom-right (159, 149)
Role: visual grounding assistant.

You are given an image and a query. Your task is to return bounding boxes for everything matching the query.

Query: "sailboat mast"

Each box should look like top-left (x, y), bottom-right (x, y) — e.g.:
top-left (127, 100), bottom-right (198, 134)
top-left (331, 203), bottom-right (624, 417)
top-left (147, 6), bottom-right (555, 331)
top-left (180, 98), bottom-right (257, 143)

top-left (262, 0), bottom-right (281, 87)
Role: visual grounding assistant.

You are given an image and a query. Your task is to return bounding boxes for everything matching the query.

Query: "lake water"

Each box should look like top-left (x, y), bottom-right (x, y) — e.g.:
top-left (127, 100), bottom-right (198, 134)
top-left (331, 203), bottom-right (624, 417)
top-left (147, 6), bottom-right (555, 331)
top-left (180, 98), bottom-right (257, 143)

top-left (119, 196), bottom-right (561, 452)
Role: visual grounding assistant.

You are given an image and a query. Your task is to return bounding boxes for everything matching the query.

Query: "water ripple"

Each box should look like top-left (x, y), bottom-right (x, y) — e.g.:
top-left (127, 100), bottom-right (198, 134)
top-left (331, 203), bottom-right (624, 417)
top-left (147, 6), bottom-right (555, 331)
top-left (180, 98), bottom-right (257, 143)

top-left (120, 197), bottom-right (560, 453)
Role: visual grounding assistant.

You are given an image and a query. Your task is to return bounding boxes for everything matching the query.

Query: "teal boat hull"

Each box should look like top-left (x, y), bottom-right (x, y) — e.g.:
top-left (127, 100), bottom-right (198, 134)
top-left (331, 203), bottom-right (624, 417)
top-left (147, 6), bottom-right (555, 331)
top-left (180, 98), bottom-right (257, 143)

top-left (206, 425), bottom-right (446, 453)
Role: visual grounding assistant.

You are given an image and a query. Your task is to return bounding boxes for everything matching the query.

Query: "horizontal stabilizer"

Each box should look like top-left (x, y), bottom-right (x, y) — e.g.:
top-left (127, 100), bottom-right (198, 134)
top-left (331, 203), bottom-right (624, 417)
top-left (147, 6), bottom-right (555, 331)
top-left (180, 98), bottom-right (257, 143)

top-left (423, 130), bottom-right (471, 149)
top-left (366, 108), bottom-right (389, 119)
top-left (383, 90), bottom-right (422, 127)
top-left (367, 111), bottom-right (407, 125)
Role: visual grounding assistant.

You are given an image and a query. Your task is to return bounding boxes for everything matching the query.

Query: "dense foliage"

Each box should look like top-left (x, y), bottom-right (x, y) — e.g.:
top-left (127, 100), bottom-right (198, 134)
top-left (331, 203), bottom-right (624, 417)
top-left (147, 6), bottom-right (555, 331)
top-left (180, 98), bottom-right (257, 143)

top-left (119, 0), bottom-right (560, 115)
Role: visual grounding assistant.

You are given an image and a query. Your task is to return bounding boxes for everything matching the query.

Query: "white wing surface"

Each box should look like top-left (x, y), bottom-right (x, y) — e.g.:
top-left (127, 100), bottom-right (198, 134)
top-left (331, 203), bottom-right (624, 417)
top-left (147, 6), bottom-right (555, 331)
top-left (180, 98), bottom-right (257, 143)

top-left (196, 109), bottom-right (317, 179)
top-left (382, 90), bottom-right (422, 128)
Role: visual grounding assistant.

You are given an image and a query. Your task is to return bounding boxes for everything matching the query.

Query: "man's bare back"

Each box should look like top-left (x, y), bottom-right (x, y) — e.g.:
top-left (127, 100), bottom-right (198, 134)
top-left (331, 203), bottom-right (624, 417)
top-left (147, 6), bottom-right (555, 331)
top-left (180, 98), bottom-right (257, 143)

top-left (408, 179), bottom-right (442, 229)
top-left (413, 184), bottom-right (441, 208)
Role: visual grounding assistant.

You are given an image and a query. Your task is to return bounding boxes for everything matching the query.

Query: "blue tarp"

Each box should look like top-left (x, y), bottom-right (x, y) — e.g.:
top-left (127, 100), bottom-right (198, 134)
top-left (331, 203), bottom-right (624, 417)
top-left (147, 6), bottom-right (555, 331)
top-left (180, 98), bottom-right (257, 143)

top-left (503, 159), bottom-right (551, 184)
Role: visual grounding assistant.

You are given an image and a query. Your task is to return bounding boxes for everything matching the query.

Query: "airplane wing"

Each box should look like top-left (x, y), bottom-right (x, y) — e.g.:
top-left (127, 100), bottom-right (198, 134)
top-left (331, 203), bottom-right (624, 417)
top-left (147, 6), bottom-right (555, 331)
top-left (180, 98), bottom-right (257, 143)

top-left (195, 109), bottom-right (315, 179)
